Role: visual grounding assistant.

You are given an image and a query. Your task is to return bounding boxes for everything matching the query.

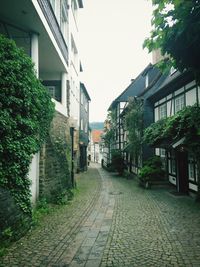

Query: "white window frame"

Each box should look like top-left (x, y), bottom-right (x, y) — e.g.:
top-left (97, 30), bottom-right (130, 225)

top-left (158, 103), bottom-right (167, 119)
top-left (175, 94), bottom-right (185, 113)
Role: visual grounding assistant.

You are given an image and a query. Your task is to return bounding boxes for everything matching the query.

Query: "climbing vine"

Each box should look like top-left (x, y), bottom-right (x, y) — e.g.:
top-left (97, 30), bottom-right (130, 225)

top-left (49, 118), bottom-right (72, 202)
top-left (144, 106), bottom-right (200, 147)
top-left (125, 97), bottom-right (143, 157)
top-left (102, 110), bottom-right (116, 147)
top-left (0, 35), bottom-right (55, 214)
top-left (143, 105), bottom-right (200, 199)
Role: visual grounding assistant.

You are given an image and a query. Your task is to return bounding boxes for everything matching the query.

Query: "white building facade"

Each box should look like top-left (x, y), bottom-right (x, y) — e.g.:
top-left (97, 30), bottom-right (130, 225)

top-left (0, 0), bottom-right (83, 203)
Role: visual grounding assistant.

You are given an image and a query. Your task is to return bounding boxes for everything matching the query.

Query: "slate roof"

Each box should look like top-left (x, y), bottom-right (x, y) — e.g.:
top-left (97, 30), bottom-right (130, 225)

top-left (108, 63), bottom-right (163, 110)
top-left (146, 70), bottom-right (194, 102)
top-left (80, 82), bottom-right (91, 101)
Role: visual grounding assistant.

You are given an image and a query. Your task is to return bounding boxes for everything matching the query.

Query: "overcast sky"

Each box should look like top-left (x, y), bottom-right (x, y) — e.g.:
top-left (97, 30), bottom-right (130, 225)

top-left (79, 0), bottom-right (153, 122)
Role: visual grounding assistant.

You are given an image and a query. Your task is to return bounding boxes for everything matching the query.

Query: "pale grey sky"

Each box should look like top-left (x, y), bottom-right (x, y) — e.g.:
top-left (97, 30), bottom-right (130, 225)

top-left (79, 0), bottom-right (153, 122)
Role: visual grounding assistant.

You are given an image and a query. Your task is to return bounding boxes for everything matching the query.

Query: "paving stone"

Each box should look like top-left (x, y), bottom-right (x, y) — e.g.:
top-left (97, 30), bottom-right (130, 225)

top-left (85, 259), bottom-right (101, 267)
top-left (1, 164), bottom-right (200, 267)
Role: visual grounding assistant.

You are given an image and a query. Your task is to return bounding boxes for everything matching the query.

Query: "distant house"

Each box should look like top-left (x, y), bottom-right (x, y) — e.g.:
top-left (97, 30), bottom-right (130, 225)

top-left (104, 63), bottom-right (165, 173)
top-left (101, 119), bottom-right (112, 168)
top-left (91, 130), bottom-right (103, 163)
top-left (105, 60), bottom-right (199, 195)
top-left (79, 82), bottom-right (91, 171)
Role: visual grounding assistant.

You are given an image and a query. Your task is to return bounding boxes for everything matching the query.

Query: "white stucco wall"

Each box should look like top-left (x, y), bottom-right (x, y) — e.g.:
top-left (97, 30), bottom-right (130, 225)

top-left (29, 153), bottom-right (40, 205)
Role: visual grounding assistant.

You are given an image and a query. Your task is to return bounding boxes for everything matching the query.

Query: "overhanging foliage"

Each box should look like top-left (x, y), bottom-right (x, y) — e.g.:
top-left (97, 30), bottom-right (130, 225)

top-left (143, 105), bottom-right (200, 148)
top-left (144, 105), bottom-right (200, 198)
top-left (144, 0), bottom-right (200, 78)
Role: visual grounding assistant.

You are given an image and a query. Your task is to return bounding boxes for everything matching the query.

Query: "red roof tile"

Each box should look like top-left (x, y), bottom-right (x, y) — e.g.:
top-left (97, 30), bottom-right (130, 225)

top-left (92, 130), bottom-right (103, 143)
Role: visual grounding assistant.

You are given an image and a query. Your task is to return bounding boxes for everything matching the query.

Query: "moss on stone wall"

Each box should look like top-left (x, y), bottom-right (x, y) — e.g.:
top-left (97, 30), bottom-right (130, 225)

top-left (39, 111), bottom-right (72, 203)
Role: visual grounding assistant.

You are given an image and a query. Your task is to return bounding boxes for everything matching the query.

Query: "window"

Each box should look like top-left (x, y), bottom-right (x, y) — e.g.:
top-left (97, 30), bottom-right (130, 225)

top-left (186, 88), bottom-right (197, 106)
top-left (175, 94), bottom-right (185, 113)
top-left (170, 66), bottom-right (177, 75)
top-left (171, 159), bottom-right (176, 174)
top-left (47, 86), bottom-right (55, 98)
top-left (85, 122), bottom-right (88, 133)
top-left (80, 119), bottom-right (83, 130)
top-left (85, 102), bottom-right (88, 112)
top-left (158, 103), bottom-right (167, 119)
top-left (81, 91), bottom-right (83, 104)
top-left (71, 0), bottom-right (77, 19)
top-left (160, 148), bottom-right (166, 158)
top-left (168, 151), bottom-right (176, 175)
top-left (189, 163), bottom-right (195, 181)
top-left (60, 0), bottom-right (68, 42)
top-left (167, 100), bottom-right (174, 117)
top-left (71, 35), bottom-right (78, 69)
top-left (188, 155), bottom-right (198, 182)
top-left (145, 74), bottom-right (149, 88)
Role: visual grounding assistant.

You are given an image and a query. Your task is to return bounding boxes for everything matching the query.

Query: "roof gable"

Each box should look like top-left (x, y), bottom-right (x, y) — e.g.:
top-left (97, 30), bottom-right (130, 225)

top-left (108, 63), bottom-right (162, 110)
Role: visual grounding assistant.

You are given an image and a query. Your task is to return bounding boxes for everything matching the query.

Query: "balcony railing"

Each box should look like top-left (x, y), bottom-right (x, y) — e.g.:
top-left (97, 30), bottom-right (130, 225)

top-left (37, 0), bottom-right (68, 65)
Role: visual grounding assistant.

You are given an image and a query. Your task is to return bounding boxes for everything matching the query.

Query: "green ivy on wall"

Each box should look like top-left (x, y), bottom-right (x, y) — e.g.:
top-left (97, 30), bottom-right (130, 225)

top-left (0, 35), bottom-right (55, 215)
top-left (125, 97), bottom-right (143, 157)
top-left (143, 105), bottom-right (200, 199)
top-left (143, 106), bottom-right (200, 147)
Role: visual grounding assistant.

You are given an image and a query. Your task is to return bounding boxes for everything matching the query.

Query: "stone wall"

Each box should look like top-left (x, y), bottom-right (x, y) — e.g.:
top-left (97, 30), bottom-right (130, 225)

top-left (39, 111), bottom-right (72, 203)
top-left (0, 111), bottom-right (72, 243)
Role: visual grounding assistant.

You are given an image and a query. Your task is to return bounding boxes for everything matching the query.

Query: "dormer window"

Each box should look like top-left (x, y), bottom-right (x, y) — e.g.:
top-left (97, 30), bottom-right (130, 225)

top-left (145, 73), bottom-right (149, 88)
top-left (170, 66), bottom-right (177, 75)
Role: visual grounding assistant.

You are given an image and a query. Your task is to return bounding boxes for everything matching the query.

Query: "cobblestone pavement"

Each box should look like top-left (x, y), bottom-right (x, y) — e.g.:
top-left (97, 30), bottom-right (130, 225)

top-left (1, 164), bottom-right (200, 267)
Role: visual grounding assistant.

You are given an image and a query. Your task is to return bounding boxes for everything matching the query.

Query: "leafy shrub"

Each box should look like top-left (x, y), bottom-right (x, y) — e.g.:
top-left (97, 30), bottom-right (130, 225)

top-left (138, 156), bottom-right (165, 184)
top-left (111, 149), bottom-right (126, 175)
top-left (0, 35), bottom-right (55, 215)
top-left (143, 106), bottom-right (200, 146)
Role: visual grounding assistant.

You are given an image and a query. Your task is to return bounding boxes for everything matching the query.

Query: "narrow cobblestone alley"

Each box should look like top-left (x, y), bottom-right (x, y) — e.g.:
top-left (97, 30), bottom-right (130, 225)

top-left (1, 164), bottom-right (200, 267)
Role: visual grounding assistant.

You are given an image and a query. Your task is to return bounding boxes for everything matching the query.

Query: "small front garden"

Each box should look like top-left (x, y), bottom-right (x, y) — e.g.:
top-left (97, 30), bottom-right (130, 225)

top-left (138, 156), bottom-right (166, 189)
